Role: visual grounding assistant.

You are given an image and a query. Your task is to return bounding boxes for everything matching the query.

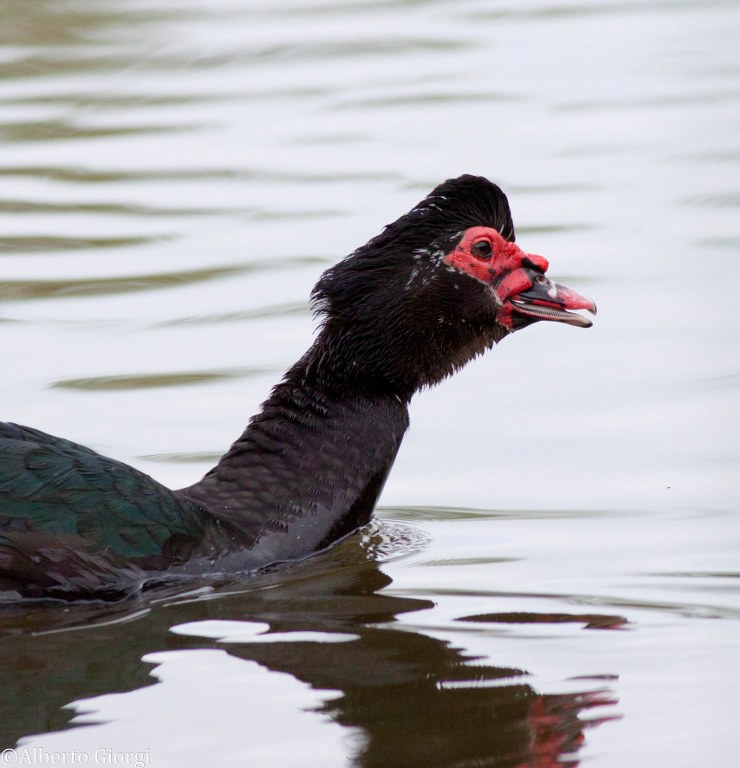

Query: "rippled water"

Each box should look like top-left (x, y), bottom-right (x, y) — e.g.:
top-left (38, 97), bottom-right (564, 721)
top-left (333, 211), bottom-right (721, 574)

top-left (1, 1), bottom-right (739, 766)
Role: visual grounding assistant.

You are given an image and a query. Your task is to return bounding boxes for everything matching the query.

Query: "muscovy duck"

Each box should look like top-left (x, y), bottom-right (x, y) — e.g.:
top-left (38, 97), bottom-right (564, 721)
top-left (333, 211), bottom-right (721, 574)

top-left (0, 175), bottom-right (595, 601)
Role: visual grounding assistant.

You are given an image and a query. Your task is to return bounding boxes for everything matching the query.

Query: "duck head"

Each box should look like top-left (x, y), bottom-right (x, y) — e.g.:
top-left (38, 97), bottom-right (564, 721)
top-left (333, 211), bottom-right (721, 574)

top-left (312, 175), bottom-right (595, 396)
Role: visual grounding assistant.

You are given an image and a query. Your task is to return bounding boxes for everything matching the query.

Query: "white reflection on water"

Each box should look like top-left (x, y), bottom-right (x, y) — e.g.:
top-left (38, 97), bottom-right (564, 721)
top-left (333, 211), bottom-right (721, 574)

top-left (31, 649), bottom-right (350, 768)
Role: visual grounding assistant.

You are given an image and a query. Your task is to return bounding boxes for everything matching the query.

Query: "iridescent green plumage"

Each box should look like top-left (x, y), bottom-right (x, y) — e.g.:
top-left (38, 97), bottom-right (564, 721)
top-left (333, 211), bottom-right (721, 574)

top-left (0, 423), bottom-right (208, 598)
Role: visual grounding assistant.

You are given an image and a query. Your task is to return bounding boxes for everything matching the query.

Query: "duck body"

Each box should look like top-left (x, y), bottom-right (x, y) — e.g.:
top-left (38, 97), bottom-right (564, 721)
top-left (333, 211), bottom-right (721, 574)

top-left (0, 176), bottom-right (595, 601)
top-left (0, 370), bottom-right (408, 600)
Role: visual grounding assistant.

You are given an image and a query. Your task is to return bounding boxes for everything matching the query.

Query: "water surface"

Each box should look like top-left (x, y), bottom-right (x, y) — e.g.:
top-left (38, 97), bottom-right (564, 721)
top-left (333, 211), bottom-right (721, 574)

top-left (1, 1), bottom-right (739, 766)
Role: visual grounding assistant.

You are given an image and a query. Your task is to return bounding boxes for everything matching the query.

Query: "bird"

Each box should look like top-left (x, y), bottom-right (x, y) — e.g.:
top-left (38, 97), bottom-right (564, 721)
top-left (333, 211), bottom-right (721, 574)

top-left (0, 175), bottom-right (595, 602)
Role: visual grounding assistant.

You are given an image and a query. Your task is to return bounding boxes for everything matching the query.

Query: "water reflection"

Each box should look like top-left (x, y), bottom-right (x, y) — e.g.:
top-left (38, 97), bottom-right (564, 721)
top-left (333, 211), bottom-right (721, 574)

top-left (0, 264), bottom-right (244, 302)
top-left (0, 530), bottom-right (617, 766)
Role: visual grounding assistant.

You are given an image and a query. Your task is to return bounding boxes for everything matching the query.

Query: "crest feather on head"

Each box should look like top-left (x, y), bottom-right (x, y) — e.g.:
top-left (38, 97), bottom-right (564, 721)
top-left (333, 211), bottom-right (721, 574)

top-left (312, 175), bottom-right (515, 322)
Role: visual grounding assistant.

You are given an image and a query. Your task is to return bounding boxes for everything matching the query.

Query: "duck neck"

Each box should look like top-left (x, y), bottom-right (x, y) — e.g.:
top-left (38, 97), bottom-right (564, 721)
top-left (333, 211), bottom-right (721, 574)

top-left (181, 336), bottom-right (410, 565)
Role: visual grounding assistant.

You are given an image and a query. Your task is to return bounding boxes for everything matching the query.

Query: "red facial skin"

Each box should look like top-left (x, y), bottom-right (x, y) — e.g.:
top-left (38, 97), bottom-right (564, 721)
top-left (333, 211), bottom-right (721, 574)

top-left (443, 226), bottom-right (549, 329)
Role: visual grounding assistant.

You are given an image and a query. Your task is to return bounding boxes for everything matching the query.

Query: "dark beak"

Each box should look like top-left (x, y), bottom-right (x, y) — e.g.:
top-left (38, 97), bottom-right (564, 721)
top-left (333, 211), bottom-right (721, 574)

top-left (510, 271), bottom-right (597, 329)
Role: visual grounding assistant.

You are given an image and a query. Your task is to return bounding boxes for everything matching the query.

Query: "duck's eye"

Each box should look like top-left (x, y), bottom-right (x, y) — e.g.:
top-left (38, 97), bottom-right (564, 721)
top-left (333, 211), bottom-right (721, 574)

top-left (471, 239), bottom-right (492, 260)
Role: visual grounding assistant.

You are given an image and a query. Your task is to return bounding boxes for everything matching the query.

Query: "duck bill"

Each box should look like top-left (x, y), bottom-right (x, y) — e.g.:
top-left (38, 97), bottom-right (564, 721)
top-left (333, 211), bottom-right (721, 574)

top-left (509, 272), bottom-right (597, 329)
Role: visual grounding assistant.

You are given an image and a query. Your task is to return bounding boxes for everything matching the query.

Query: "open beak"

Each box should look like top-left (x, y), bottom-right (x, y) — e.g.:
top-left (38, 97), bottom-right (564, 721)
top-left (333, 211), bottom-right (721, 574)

top-left (510, 271), bottom-right (597, 329)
